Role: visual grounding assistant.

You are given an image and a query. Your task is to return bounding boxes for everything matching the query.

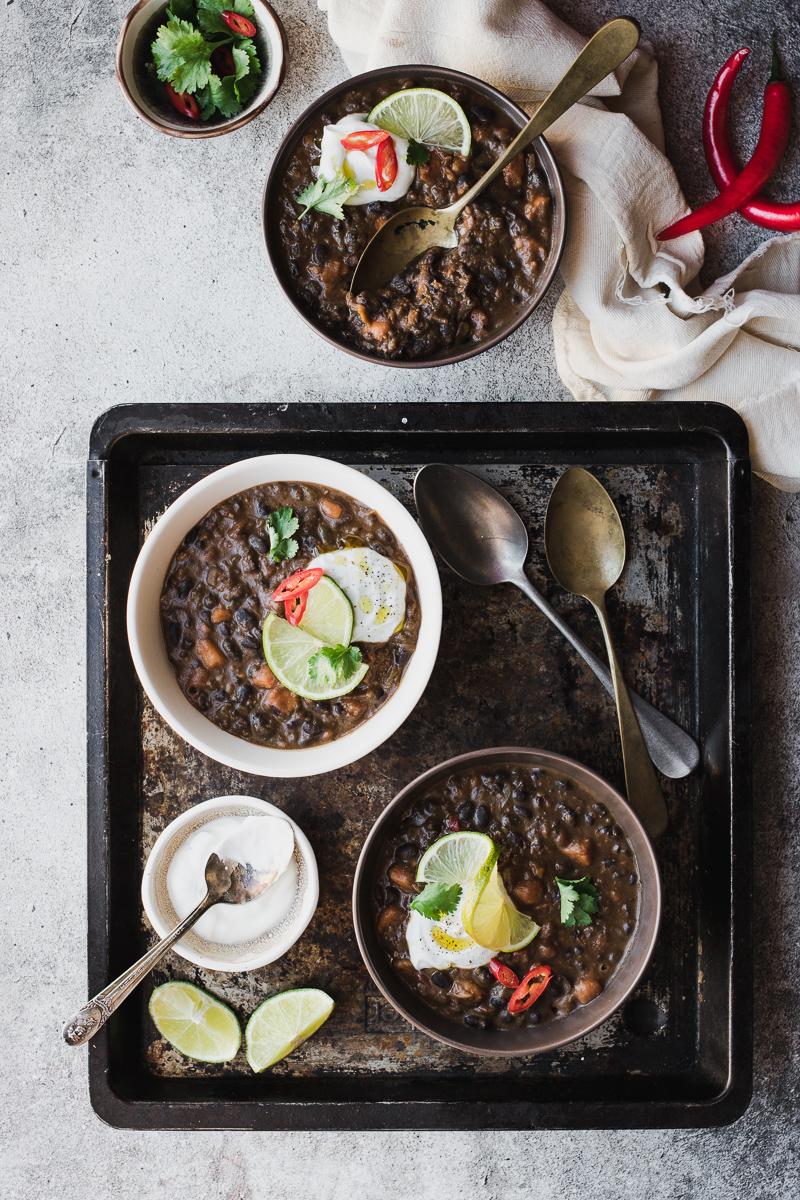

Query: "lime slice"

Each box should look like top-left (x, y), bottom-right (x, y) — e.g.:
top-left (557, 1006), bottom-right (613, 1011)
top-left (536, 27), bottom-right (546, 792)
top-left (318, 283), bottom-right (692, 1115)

top-left (262, 612), bottom-right (368, 701)
top-left (299, 575), bottom-right (354, 646)
top-left (368, 87), bottom-right (472, 155)
top-left (148, 982), bottom-right (241, 1063)
top-left (416, 831), bottom-right (497, 888)
top-left (462, 864), bottom-right (540, 953)
top-left (245, 988), bottom-right (334, 1072)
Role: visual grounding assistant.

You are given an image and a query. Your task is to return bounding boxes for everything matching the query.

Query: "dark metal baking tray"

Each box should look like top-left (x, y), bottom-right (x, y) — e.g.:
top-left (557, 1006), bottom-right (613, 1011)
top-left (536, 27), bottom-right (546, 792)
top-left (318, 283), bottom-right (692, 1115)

top-left (86, 401), bottom-right (751, 1130)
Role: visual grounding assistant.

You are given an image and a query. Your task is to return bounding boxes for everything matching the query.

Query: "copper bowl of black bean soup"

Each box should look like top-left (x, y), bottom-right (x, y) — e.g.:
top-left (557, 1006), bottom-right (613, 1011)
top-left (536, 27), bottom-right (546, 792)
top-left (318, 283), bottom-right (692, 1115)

top-left (127, 455), bottom-right (442, 778)
top-left (353, 748), bottom-right (661, 1056)
top-left (262, 66), bottom-right (566, 367)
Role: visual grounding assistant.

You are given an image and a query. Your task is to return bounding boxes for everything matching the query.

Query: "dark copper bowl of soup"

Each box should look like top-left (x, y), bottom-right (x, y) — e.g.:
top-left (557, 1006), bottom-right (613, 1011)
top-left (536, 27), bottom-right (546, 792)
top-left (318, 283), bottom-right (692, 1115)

top-left (353, 748), bottom-right (661, 1057)
top-left (262, 66), bottom-right (566, 367)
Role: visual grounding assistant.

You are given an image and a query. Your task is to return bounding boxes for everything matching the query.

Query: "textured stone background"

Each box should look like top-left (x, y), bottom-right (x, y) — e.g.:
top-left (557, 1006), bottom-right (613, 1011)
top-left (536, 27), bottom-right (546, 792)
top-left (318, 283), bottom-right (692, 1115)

top-left (1, 0), bottom-right (798, 1196)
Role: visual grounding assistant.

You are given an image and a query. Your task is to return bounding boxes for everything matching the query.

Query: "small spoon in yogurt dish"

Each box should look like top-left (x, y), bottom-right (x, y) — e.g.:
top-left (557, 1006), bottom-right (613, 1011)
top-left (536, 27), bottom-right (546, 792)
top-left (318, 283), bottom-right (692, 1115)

top-left (64, 813), bottom-right (295, 1046)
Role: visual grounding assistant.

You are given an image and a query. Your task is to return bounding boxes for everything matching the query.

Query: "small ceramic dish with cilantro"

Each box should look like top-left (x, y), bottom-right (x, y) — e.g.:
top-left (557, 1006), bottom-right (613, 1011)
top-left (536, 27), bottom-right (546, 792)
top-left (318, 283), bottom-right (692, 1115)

top-left (116, 0), bottom-right (285, 138)
top-left (127, 454), bottom-right (442, 777)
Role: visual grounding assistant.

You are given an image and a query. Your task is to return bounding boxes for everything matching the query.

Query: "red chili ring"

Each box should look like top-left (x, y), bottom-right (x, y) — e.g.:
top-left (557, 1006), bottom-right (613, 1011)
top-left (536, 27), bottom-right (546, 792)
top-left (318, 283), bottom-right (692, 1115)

top-left (488, 958), bottom-right (520, 990)
top-left (508, 964), bottom-right (552, 1015)
top-left (272, 568), bottom-right (323, 604)
top-left (165, 82), bottom-right (200, 120)
top-left (220, 9), bottom-right (257, 37)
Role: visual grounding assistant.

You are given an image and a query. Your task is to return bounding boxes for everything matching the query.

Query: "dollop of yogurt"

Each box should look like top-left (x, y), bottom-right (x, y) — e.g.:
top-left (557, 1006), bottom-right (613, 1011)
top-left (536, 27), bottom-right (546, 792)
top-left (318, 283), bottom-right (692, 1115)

top-left (318, 113), bottom-right (415, 205)
top-left (167, 814), bottom-right (297, 946)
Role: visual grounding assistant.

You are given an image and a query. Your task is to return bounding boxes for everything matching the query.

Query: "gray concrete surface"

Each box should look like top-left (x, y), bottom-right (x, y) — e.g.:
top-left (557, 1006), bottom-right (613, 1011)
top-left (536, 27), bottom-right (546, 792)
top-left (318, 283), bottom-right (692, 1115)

top-left (1, 0), bottom-right (798, 1196)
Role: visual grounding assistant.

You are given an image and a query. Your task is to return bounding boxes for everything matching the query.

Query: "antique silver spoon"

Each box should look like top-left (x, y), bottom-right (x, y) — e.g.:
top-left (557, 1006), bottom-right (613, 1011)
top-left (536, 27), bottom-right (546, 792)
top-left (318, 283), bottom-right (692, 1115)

top-left (545, 467), bottom-right (669, 837)
top-left (414, 463), bottom-right (699, 781)
top-left (63, 852), bottom-right (278, 1046)
top-left (350, 17), bottom-right (640, 293)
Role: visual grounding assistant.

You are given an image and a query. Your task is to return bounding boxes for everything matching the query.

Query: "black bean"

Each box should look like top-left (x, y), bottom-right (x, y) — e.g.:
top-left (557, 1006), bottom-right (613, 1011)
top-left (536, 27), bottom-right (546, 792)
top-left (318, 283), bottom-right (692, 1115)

top-left (209, 689), bottom-right (226, 704)
top-left (473, 804), bottom-right (490, 829)
top-left (248, 534), bottom-right (268, 554)
top-left (183, 525), bottom-right (199, 546)
top-left (431, 971), bottom-right (452, 989)
top-left (312, 241), bottom-right (331, 264)
top-left (463, 1014), bottom-right (486, 1029)
top-left (512, 803), bottom-right (531, 819)
top-left (396, 842), bottom-right (416, 863)
top-left (254, 498), bottom-right (270, 517)
top-left (163, 618), bottom-right (181, 648)
top-left (457, 801), bottom-right (474, 824)
top-left (238, 635), bottom-right (259, 651)
top-left (489, 984), bottom-right (508, 1008)
top-left (628, 872), bottom-right (638, 885)
top-left (234, 684), bottom-right (252, 702)
top-left (526, 1010), bottom-right (541, 1026)
top-left (471, 103), bottom-right (494, 122)
top-left (234, 606), bottom-right (257, 629)
top-left (176, 577), bottom-right (193, 599)
top-left (219, 638), bottom-right (241, 660)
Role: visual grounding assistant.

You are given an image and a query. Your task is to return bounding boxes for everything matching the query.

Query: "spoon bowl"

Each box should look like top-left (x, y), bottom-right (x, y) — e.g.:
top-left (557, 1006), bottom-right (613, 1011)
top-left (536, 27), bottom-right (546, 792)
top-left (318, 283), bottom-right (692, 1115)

top-left (204, 851), bottom-right (279, 907)
top-left (545, 467), bottom-right (627, 599)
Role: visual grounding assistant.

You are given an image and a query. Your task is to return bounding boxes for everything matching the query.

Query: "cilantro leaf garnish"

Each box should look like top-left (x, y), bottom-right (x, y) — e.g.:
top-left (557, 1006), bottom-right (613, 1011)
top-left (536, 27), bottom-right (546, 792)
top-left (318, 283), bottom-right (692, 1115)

top-left (555, 876), bottom-right (599, 927)
top-left (196, 0), bottom-right (254, 35)
top-left (406, 139), bottom-right (431, 166)
top-left (151, 17), bottom-right (213, 94)
top-left (297, 174), bottom-right (358, 220)
top-left (307, 644), bottom-right (363, 684)
top-left (410, 882), bottom-right (462, 920)
top-left (266, 507), bottom-right (299, 563)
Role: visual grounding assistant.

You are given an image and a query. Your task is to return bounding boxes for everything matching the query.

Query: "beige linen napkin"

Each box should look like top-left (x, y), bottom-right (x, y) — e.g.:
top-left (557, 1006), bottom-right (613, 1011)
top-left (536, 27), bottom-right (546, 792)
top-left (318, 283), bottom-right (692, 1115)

top-left (319, 0), bottom-right (800, 489)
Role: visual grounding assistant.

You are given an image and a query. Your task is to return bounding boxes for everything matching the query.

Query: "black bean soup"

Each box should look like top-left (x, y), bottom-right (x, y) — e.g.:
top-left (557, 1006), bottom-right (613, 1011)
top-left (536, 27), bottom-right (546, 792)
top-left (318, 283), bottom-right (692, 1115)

top-left (375, 765), bottom-right (639, 1031)
top-left (160, 481), bottom-right (420, 749)
top-left (275, 76), bottom-right (553, 360)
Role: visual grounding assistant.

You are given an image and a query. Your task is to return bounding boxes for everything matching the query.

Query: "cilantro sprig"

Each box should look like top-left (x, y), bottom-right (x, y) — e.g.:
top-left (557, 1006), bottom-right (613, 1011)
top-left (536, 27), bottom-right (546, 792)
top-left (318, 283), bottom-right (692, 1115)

top-left (555, 876), bottom-right (599, 927)
top-left (150, 0), bottom-right (262, 121)
top-left (410, 882), bottom-right (462, 920)
top-left (297, 174), bottom-right (358, 220)
top-left (266, 507), bottom-right (299, 563)
top-left (308, 644), bottom-right (363, 685)
top-left (406, 139), bottom-right (431, 167)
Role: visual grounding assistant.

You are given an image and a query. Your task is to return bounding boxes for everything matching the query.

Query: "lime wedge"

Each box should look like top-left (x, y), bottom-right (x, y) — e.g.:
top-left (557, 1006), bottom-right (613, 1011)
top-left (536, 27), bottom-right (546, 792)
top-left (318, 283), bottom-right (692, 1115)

top-left (245, 988), bottom-right (334, 1072)
top-left (416, 831), bottom-right (497, 888)
top-left (148, 982), bottom-right (241, 1063)
top-left (368, 88), bottom-right (472, 155)
top-left (299, 575), bottom-right (354, 646)
top-left (462, 864), bottom-right (540, 953)
top-left (262, 612), bottom-right (368, 700)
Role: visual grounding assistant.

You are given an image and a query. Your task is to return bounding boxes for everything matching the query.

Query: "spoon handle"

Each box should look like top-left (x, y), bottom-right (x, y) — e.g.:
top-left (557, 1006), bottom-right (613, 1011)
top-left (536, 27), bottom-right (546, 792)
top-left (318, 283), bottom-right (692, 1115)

top-left (446, 17), bottom-right (640, 219)
top-left (591, 596), bottom-right (669, 838)
top-left (63, 894), bottom-right (212, 1046)
top-left (512, 571), bottom-right (699, 779)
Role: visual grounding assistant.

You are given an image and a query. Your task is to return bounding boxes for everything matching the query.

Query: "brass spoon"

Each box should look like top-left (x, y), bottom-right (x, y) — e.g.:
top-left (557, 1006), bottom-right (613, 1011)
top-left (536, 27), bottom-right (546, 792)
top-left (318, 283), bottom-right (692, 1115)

top-left (350, 16), bottom-right (639, 294)
top-left (544, 468), bottom-right (668, 838)
top-left (63, 852), bottom-right (280, 1046)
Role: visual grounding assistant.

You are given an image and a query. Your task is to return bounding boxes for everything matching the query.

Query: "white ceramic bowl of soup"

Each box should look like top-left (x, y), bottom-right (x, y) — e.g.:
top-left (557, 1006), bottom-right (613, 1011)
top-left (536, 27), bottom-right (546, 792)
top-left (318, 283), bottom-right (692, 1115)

top-left (127, 453), bottom-right (442, 777)
top-left (141, 794), bottom-right (319, 971)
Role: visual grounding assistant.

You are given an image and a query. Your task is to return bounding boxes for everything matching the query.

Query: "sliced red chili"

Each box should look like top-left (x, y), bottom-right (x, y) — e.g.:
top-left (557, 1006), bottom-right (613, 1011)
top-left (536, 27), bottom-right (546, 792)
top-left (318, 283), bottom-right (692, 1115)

top-left (220, 9), bottom-right (257, 36)
top-left (271, 568), bottom-right (323, 604)
top-left (165, 83), bottom-right (200, 120)
top-left (211, 45), bottom-right (236, 77)
top-left (284, 591), bottom-right (308, 626)
top-left (341, 129), bottom-right (391, 151)
top-left (508, 964), bottom-right (552, 1014)
top-left (375, 136), bottom-right (398, 191)
top-left (488, 959), bottom-right (520, 989)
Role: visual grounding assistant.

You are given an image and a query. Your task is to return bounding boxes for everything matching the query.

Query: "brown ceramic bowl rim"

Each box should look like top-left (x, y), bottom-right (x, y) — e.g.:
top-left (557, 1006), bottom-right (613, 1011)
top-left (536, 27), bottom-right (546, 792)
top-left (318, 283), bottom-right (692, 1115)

top-left (261, 65), bottom-right (567, 368)
top-left (115, 0), bottom-right (287, 139)
top-left (352, 747), bottom-right (661, 1057)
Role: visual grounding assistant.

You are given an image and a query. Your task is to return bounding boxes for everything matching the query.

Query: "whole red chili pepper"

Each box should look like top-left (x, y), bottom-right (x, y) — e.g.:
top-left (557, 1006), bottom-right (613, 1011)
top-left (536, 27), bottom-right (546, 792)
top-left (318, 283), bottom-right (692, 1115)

top-left (508, 964), bottom-right (552, 1015)
top-left (220, 9), bottom-right (257, 37)
top-left (658, 38), bottom-right (791, 240)
top-left (705, 41), bottom-right (800, 231)
top-left (375, 136), bottom-right (398, 191)
top-left (165, 82), bottom-right (200, 120)
top-left (488, 958), bottom-right (520, 989)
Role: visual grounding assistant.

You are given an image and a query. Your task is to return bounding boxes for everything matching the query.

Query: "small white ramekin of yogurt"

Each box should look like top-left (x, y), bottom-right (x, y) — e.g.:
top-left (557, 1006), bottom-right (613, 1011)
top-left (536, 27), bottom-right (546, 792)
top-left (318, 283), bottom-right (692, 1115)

top-left (141, 795), bottom-right (319, 971)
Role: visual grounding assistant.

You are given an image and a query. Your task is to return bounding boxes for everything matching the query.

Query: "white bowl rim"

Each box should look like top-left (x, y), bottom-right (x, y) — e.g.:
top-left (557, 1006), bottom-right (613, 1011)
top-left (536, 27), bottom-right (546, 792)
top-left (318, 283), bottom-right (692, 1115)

top-left (127, 453), bottom-right (442, 777)
top-left (141, 794), bottom-right (320, 971)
